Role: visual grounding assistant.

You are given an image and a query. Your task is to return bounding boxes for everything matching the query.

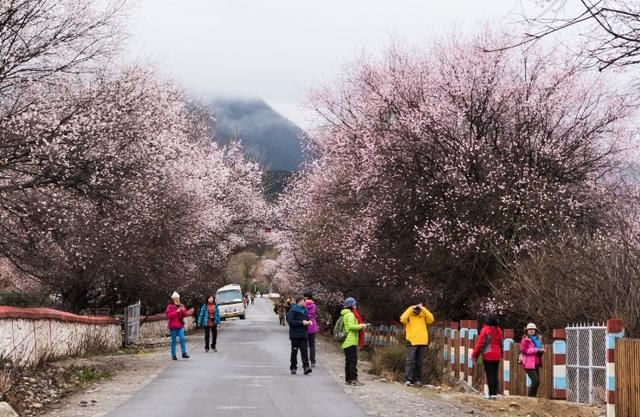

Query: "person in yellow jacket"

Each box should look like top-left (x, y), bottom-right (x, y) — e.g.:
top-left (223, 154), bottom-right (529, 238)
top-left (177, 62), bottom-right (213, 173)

top-left (400, 302), bottom-right (435, 387)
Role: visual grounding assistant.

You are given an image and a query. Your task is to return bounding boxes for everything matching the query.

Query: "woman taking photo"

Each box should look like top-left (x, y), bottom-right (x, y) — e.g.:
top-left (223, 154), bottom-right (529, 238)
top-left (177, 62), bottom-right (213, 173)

top-left (520, 323), bottom-right (544, 397)
top-left (471, 314), bottom-right (503, 400)
top-left (197, 295), bottom-right (221, 352)
top-left (166, 291), bottom-right (190, 360)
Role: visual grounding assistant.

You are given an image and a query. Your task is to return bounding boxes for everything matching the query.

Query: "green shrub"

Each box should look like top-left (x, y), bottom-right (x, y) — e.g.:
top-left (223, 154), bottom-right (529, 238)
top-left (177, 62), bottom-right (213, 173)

top-left (0, 292), bottom-right (48, 308)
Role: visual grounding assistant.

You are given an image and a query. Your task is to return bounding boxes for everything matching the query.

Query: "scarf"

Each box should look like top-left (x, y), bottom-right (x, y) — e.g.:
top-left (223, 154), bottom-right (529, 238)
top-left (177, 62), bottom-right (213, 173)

top-left (352, 308), bottom-right (365, 349)
top-left (531, 335), bottom-right (542, 349)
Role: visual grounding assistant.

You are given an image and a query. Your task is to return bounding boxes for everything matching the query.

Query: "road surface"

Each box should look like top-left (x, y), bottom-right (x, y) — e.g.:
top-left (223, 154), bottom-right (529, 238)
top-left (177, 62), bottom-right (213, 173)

top-left (106, 298), bottom-right (367, 417)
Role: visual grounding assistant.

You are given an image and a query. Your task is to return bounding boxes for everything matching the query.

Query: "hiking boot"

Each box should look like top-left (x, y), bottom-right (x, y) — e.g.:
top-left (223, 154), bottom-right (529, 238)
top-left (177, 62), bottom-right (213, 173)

top-left (414, 381), bottom-right (423, 388)
top-left (182, 353), bottom-right (190, 359)
top-left (304, 367), bottom-right (312, 375)
top-left (172, 356), bottom-right (177, 361)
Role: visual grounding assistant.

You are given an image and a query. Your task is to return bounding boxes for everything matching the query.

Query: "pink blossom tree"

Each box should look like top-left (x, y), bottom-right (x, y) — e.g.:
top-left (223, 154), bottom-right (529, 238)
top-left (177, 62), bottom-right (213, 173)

top-left (278, 34), bottom-right (637, 319)
top-left (0, 0), bottom-right (267, 312)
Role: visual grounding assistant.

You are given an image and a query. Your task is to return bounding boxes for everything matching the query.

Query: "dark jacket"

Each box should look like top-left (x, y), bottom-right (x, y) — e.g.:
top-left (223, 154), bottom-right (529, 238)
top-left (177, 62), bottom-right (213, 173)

top-left (286, 304), bottom-right (309, 339)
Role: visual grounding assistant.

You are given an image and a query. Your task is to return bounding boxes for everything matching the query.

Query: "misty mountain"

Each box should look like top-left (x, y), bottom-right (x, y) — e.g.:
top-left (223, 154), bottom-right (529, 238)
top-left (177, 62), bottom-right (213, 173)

top-left (209, 98), bottom-right (306, 171)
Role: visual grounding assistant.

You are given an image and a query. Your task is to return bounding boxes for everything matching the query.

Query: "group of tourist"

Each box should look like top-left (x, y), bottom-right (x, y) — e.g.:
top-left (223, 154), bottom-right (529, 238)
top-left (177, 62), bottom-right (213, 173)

top-left (165, 291), bottom-right (545, 399)
top-left (470, 317), bottom-right (544, 399)
top-left (285, 293), bottom-right (319, 375)
top-left (165, 292), bottom-right (222, 360)
top-left (277, 292), bottom-right (545, 398)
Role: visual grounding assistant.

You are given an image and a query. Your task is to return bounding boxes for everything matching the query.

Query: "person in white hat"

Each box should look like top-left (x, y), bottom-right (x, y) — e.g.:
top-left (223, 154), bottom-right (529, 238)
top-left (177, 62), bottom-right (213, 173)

top-left (166, 291), bottom-right (190, 360)
top-left (520, 322), bottom-right (544, 397)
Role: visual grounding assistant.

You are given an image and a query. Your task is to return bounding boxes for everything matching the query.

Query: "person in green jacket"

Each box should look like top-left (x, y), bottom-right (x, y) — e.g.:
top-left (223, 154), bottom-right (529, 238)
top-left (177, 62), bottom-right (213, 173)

top-left (340, 297), bottom-right (368, 386)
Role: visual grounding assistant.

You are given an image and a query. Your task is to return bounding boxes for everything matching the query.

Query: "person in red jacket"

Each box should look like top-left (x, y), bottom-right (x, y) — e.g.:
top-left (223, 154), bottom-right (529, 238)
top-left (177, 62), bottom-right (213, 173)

top-left (471, 314), bottom-right (503, 399)
top-left (166, 291), bottom-right (190, 361)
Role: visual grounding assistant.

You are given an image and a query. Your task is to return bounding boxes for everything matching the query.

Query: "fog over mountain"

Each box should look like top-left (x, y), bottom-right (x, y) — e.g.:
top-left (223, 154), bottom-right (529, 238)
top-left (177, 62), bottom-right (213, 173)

top-left (209, 98), bottom-right (306, 171)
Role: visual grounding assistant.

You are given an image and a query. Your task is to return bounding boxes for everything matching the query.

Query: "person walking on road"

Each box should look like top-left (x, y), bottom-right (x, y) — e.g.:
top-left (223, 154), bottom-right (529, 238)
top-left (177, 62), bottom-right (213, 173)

top-left (341, 297), bottom-right (368, 386)
top-left (304, 292), bottom-right (319, 367)
top-left (400, 302), bottom-right (435, 387)
top-left (277, 299), bottom-right (286, 326)
top-left (286, 296), bottom-right (313, 375)
top-left (471, 314), bottom-right (503, 399)
top-left (166, 292), bottom-right (190, 360)
top-left (197, 295), bottom-right (221, 352)
top-left (520, 323), bottom-right (544, 397)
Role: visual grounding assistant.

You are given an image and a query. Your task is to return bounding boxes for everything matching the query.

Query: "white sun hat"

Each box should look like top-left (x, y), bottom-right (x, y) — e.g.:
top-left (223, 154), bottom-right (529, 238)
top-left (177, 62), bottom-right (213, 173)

top-left (171, 291), bottom-right (180, 299)
top-left (525, 323), bottom-right (538, 331)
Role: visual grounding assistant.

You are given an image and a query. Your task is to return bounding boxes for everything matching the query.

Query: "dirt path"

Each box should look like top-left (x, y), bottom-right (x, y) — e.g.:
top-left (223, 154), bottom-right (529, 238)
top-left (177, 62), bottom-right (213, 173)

top-left (39, 336), bottom-right (200, 417)
top-left (316, 336), bottom-right (604, 417)
top-left (315, 336), bottom-right (496, 417)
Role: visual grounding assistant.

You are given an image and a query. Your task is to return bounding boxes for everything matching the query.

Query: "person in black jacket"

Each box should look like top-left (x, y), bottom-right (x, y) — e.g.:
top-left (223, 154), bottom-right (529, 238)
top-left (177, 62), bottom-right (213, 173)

top-left (286, 296), bottom-right (312, 375)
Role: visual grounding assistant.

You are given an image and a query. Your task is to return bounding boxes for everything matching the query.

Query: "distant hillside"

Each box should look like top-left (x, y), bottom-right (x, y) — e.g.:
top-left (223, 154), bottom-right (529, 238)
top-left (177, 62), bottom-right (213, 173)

top-left (263, 170), bottom-right (295, 202)
top-left (209, 98), bottom-right (306, 171)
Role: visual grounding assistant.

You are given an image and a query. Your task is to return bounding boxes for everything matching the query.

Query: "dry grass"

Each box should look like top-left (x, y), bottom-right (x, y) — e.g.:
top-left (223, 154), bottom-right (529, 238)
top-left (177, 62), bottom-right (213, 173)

top-left (369, 342), bottom-right (444, 385)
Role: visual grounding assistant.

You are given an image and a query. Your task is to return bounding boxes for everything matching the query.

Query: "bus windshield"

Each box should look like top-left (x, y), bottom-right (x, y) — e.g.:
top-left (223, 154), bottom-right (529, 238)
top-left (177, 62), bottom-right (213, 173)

top-left (216, 289), bottom-right (243, 305)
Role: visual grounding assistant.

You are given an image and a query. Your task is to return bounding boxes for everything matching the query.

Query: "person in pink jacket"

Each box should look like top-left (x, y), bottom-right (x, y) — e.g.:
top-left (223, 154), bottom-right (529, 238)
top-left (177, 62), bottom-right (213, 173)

top-left (166, 291), bottom-right (190, 361)
top-left (520, 322), bottom-right (544, 397)
top-left (304, 292), bottom-right (319, 367)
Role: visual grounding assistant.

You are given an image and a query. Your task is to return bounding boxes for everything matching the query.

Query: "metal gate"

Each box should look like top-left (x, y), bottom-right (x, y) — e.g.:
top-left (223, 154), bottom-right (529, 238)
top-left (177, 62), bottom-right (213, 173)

top-left (124, 301), bottom-right (141, 346)
top-left (566, 324), bottom-right (607, 404)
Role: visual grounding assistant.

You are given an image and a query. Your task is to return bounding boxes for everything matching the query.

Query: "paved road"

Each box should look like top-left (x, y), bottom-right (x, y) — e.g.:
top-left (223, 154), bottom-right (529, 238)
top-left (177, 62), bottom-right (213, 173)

top-left (107, 298), bottom-right (367, 417)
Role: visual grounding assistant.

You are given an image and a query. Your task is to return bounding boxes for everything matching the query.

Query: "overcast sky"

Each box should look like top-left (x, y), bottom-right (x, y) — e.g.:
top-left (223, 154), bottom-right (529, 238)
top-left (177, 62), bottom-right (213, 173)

top-left (126, 1), bottom-right (534, 128)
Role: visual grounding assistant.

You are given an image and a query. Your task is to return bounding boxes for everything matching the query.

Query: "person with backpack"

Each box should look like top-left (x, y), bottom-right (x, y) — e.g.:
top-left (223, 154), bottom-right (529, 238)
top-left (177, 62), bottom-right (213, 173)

top-left (400, 302), bottom-right (435, 387)
top-left (166, 291), bottom-right (190, 361)
top-left (286, 296), bottom-right (312, 375)
top-left (520, 323), bottom-right (545, 397)
top-left (337, 297), bottom-right (368, 386)
top-left (471, 314), bottom-right (503, 399)
top-left (304, 292), bottom-right (319, 367)
top-left (197, 295), bottom-right (221, 352)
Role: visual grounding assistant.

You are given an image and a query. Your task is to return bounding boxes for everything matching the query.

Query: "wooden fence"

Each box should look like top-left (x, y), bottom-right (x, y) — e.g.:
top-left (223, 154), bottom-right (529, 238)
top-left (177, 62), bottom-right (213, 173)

top-left (441, 325), bottom-right (555, 399)
top-left (365, 321), bottom-right (640, 416)
top-left (364, 324), bottom-right (403, 347)
top-left (616, 339), bottom-right (640, 417)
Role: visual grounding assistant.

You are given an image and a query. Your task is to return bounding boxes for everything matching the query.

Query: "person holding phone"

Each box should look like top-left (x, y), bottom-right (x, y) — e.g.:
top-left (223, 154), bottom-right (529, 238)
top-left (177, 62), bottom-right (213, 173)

top-left (400, 302), bottom-right (435, 387)
top-left (166, 291), bottom-right (190, 361)
top-left (520, 323), bottom-right (545, 397)
top-left (286, 296), bottom-right (313, 375)
top-left (340, 297), bottom-right (368, 386)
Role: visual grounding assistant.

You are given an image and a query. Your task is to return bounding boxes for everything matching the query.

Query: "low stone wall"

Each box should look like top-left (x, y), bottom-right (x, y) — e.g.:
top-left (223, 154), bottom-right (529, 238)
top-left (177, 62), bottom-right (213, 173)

top-left (0, 307), bottom-right (122, 366)
top-left (139, 309), bottom-right (195, 340)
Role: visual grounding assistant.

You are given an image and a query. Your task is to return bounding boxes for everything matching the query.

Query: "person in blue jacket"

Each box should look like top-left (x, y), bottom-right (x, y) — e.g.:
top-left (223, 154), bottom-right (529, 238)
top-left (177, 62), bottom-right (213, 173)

top-left (286, 296), bottom-right (312, 375)
top-left (197, 295), bottom-right (221, 352)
